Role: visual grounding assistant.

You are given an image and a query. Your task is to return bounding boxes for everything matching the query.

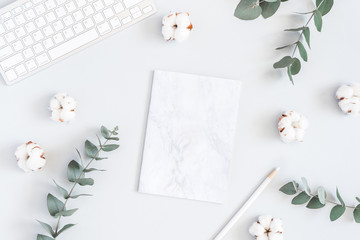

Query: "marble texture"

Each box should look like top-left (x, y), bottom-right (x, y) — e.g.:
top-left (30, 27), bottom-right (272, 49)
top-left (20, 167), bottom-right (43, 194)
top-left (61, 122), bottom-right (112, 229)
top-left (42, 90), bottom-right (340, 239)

top-left (138, 71), bottom-right (242, 203)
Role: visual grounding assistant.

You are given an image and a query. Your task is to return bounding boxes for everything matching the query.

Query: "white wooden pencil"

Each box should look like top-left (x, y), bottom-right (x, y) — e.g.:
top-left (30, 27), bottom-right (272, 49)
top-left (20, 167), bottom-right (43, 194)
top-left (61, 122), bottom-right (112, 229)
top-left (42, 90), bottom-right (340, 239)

top-left (213, 167), bottom-right (280, 240)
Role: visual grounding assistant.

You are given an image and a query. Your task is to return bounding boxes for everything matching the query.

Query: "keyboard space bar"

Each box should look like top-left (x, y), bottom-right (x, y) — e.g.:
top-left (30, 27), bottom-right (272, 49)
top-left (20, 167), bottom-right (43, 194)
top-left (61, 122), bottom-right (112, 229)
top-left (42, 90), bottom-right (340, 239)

top-left (49, 29), bottom-right (99, 60)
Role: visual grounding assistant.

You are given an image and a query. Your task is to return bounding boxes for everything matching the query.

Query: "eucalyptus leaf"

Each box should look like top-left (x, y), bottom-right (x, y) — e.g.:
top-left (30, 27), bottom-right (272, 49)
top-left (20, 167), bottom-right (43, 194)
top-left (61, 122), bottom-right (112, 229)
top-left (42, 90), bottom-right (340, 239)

top-left (273, 56), bottom-right (295, 69)
top-left (85, 140), bottom-right (98, 158)
top-left (37, 234), bottom-right (53, 240)
top-left (290, 58), bottom-right (301, 75)
top-left (55, 209), bottom-right (78, 218)
top-left (76, 178), bottom-right (94, 186)
top-left (292, 191), bottom-right (311, 205)
top-left (316, 0), bottom-right (333, 16)
top-left (303, 27), bottom-right (311, 48)
top-left (69, 194), bottom-right (93, 199)
top-left (67, 160), bottom-right (83, 182)
top-left (260, 0), bottom-right (280, 19)
top-left (306, 196), bottom-right (325, 209)
top-left (314, 10), bottom-right (323, 32)
top-left (101, 126), bottom-right (111, 139)
top-left (287, 67), bottom-right (294, 84)
top-left (102, 144), bottom-right (120, 152)
top-left (47, 194), bottom-right (64, 217)
top-left (330, 205), bottom-right (346, 221)
top-left (234, 0), bottom-right (262, 20)
top-left (57, 224), bottom-right (76, 236)
top-left (301, 177), bottom-right (311, 195)
top-left (36, 220), bottom-right (55, 237)
top-left (354, 205), bottom-right (360, 223)
top-left (83, 168), bottom-right (106, 172)
top-left (356, 197), bottom-right (360, 203)
top-left (318, 187), bottom-right (326, 204)
top-left (279, 181), bottom-right (298, 195)
top-left (53, 180), bottom-right (69, 199)
top-left (95, 157), bottom-right (108, 161)
top-left (107, 137), bottom-right (119, 141)
top-left (336, 188), bottom-right (345, 206)
top-left (297, 41), bottom-right (308, 62)
top-left (264, 0), bottom-right (277, 2)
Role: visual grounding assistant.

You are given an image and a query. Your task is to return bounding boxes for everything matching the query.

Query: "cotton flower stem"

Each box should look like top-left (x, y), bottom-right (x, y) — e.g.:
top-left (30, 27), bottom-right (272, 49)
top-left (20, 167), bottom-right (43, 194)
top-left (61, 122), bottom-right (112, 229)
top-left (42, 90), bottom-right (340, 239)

top-left (53, 130), bottom-right (116, 238)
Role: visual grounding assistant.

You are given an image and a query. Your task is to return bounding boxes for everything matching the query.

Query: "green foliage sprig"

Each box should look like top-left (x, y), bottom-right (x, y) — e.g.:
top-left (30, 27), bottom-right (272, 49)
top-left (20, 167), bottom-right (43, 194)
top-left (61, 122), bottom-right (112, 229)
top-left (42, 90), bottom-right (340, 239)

top-left (234, 0), bottom-right (334, 84)
top-left (280, 178), bottom-right (360, 223)
top-left (36, 126), bottom-right (120, 240)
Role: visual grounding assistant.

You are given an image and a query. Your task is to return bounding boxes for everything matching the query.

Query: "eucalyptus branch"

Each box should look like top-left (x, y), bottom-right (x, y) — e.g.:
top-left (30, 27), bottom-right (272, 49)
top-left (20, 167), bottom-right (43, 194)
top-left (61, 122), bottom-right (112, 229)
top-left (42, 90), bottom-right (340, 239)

top-left (280, 178), bottom-right (360, 223)
top-left (36, 126), bottom-right (120, 240)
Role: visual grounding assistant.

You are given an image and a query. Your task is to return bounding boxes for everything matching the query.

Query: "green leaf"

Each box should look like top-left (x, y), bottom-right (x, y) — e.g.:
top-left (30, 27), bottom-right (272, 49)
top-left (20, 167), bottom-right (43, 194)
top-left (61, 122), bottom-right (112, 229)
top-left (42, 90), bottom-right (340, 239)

top-left (107, 137), bottom-right (119, 141)
top-left (67, 160), bottom-right (83, 182)
top-left (95, 157), bottom-right (108, 161)
top-left (290, 58), bottom-right (301, 75)
top-left (55, 208), bottom-right (78, 218)
top-left (303, 27), bottom-right (311, 48)
top-left (85, 140), bottom-right (98, 158)
top-left (317, 187), bottom-right (326, 204)
top-left (330, 205), bottom-right (346, 221)
top-left (260, 0), bottom-right (280, 19)
top-left (102, 144), bottom-right (119, 152)
top-left (284, 27), bottom-right (305, 31)
top-left (264, 0), bottom-right (277, 2)
top-left (301, 177), bottom-right (311, 195)
top-left (292, 191), bottom-right (311, 205)
top-left (47, 194), bottom-right (64, 217)
top-left (356, 197), bottom-right (360, 203)
top-left (287, 67), bottom-right (294, 84)
top-left (83, 168), bottom-right (106, 172)
top-left (37, 234), bottom-right (53, 240)
top-left (53, 180), bottom-right (69, 199)
top-left (314, 10), bottom-right (323, 32)
top-left (101, 126), bottom-right (111, 139)
top-left (234, 0), bottom-right (262, 20)
top-left (57, 224), bottom-right (76, 236)
top-left (279, 181), bottom-right (299, 195)
top-left (316, 0), bottom-right (333, 16)
top-left (69, 194), bottom-right (93, 199)
top-left (354, 205), bottom-right (360, 223)
top-left (297, 41), bottom-right (308, 62)
top-left (36, 220), bottom-right (55, 237)
top-left (336, 187), bottom-right (345, 206)
top-left (273, 56), bottom-right (295, 69)
top-left (306, 196), bottom-right (325, 209)
top-left (76, 178), bottom-right (94, 186)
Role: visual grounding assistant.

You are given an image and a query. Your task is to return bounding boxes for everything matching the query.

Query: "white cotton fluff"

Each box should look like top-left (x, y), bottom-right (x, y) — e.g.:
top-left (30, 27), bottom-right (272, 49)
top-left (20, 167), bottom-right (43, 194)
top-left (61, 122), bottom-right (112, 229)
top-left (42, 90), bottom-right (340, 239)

top-left (15, 142), bottom-right (46, 173)
top-left (49, 93), bottom-right (77, 123)
top-left (249, 216), bottom-right (283, 240)
top-left (278, 110), bottom-right (309, 143)
top-left (336, 83), bottom-right (360, 115)
top-left (162, 12), bottom-right (193, 42)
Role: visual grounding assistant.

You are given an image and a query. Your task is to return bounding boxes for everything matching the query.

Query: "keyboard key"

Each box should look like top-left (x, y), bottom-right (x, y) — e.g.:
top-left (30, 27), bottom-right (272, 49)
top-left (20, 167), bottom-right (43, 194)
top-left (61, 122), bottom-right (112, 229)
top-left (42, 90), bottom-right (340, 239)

top-left (103, 8), bottom-right (114, 18)
top-left (75, 0), bottom-right (87, 7)
top-left (0, 46), bottom-right (13, 59)
top-left (53, 33), bottom-right (64, 44)
top-left (130, 6), bottom-right (140, 14)
top-left (35, 17), bottom-right (46, 27)
top-left (43, 38), bottom-right (54, 49)
top-left (93, 0), bottom-right (104, 11)
top-left (25, 22), bottom-right (36, 32)
top-left (32, 0), bottom-right (43, 4)
top-left (43, 26), bottom-right (54, 36)
top-left (15, 27), bottom-right (26, 37)
top-left (53, 21), bottom-right (64, 31)
top-left (65, 2), bottom-right (77, 12)
top-left (5, 69), bottom-right (17, 81)
top-left (36, 53), bottom-right (50, 66)
top-left (45, 12), bottom-right (56, 22)
top-left (113, 3), bottom-right (124, 13)
top-left (15, 14), bottom-right (26, 25)
top-left (110, 17), bottom-right (121, 29)
top-left (63, 15), bottom-right (74, 26)
top-left (93, 13), bottom-right (104, 23)
top-left (33, 31), bottom-right (44, 41)
top-left (0, 25), bottom-right (5, 34)
top-left (45, 0), bottom-right (56, 10)
top-left (73, 23), bottom-right (84, 34)
top-left (35, 4), bottom-right (46, 15)
top-left (12, 7), bottom-right (23, 15)
top-left (23, 2), bottom-right (33, 9)
top-left (132, 11), bottom-right (142, 19)
top-left (55, 7), bottom-right (66, 17)
top-left (63, 28), bottom-right (74, 39)
top-left (33, 43), bottom-right (44, 54)
top-left (122, 16), bottom-right (131, 25)
top-left (103, 0), bottom-right (114, 6)
top-left (23, 48), bottom-right (35, 58)
top-left (4, 19), bottom-right (16, 30)
top-left (1, 12), bottom-right (11, 21)
top-left (0, 37), bottom-right (5, 47)
top-left (15, 64), bottom-right (27, 76)
top-left (23, 36), bottom-right (34, 46)
top-left (83, 5), bottom-right (94, 16)
top-left (49, 29), bottom-right (99, 59)
top-left (26, 59), bottom-right (37, 71)
top-left (56, 0), bottom-right (66, 5)
top-left (98, 22), bottom-right (110, 35)
top-left (83, 18), bottom-right (94, 29)
top-left (73, 10), bottom-right (84, 21)
top-left (25, 9), bottom-right (36, 20)
top-left (1, 53), bottom-right (24, 70)
top-left (13, 41), bottom-right (24, 51)
top-left (5, 32), bottom-right (16, 43)
top-left (123, 0), bottom-right (142, 8)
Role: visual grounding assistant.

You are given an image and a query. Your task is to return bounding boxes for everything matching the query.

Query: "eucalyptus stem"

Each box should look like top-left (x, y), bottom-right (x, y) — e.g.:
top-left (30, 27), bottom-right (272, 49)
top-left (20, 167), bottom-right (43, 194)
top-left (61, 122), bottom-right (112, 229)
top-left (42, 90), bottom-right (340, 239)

top-left (308, 193), bottom-right (358, 209)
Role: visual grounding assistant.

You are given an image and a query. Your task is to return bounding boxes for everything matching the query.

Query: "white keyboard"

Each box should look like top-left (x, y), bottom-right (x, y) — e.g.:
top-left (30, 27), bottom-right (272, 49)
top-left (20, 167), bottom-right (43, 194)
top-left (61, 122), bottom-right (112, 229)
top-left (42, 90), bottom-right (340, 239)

top-left (0, 0), bottom-right (156, 85)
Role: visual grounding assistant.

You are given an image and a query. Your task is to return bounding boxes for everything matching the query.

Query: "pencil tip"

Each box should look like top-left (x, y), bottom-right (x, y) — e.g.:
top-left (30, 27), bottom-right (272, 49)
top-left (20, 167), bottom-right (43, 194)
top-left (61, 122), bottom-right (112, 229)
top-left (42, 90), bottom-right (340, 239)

top-left (268, 167), bottom-right (280, 179)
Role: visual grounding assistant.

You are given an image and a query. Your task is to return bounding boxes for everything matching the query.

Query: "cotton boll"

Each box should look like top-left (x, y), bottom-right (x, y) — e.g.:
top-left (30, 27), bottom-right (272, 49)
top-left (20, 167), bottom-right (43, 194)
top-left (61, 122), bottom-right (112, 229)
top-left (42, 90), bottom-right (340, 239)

top-left (60, 109), bottom-right (76, 122)
top-left (174, 28), bottom-right (190, 43)
top-left (176, 12), bottom-right (191, 27)
top-left (249, 222), bottom-right (265, 236)
top-left (161, 12), bottom-right (192, 43)
top-left (61, 96), bottom-right (77, 110)
top-left (351, 83), bottom-right (360, 97)
top-left (278, 111), bottom-right (308, 143)
top-left (15, 142), bottom-right (46, 172)
top-left (161, 25), bottom-right (175, 41)
top-left (336, 84), bottom-right (360, 115)
top-left (249, 216), bottom-right (283, 240)
top-left (270, 218), bottom-right (283, 232)
top-left (162, 13), bottom-right (176, 26)
top-left (49, 93), bottom-right (77, 122)
top-left (336, 85), bottom-right (353, 100)
top-left (258, 215), bottom-right (273, 228)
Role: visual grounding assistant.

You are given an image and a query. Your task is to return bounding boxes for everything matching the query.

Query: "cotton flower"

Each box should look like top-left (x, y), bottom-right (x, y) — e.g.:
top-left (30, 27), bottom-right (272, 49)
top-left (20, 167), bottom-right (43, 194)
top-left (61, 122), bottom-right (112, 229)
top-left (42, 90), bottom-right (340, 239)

top-left (162, 12), bottom-right (193, 42)
top-left (249, 216), bottom-right (283, 240)
top-left (335, 83), bottom-right (360, 115)
top-left (49, 93), bottom-right (77, 122)
top-left (278, 110), bottom-right (309, 143)
top-left (15, 141), bottom-right (46, 173)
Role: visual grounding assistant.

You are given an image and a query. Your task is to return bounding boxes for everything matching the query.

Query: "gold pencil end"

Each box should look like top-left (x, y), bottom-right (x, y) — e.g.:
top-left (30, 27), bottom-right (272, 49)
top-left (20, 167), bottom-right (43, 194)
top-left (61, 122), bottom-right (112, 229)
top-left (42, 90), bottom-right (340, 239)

top-left (268, 167), bottom-right (280, 179)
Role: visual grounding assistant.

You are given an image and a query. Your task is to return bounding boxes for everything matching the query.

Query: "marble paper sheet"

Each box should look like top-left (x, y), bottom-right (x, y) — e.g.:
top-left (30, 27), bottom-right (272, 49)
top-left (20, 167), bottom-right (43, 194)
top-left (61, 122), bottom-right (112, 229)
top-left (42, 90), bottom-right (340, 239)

top-left (138, 71), bottom-right (242, 203)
